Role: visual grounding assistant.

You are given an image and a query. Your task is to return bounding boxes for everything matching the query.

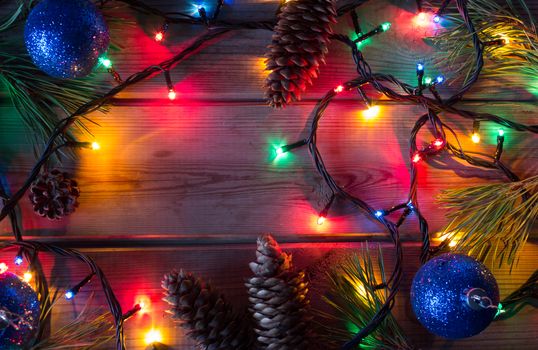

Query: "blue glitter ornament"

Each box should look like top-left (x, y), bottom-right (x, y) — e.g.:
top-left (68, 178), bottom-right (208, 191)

top-left (24, 0), bottom-right (109, 78)
top-left (411, 253), bottom-right (499, 339)
top-left (0, 272), bottom-right (40, 349)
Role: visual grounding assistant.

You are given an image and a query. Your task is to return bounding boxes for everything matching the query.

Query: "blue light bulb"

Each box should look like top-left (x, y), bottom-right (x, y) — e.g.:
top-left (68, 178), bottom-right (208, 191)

top-left (436, 75), bottom-right (445, 84)
top-left (433, 15), bottom-right (441, 23)
top-left (65, 291), bottom-right (75, 300)
top-left (374, 210), bottom-right (383, 218)
top-left (417, 63), bottom-right (424, 71)
top-left (14, 256), bottom-right (23, 266)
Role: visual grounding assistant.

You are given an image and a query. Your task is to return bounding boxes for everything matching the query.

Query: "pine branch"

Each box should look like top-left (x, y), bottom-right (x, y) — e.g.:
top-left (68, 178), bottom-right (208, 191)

top-left (319, 246), bottom-right (412, 350)
top-left (425, 0), bottom-right (538, 86)
top-left (437, 175), bottom-right (538, 269)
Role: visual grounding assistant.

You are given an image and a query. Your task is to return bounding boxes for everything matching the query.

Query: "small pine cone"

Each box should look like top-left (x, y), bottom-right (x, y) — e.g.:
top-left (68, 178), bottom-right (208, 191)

top-left (162, 269), bottom-right (254, 350)
top-left (264, 0), bottom-right (337, 108)
top-left (246, 234), bottom-right (311, 349)
top-left (28, 169), bottom-right (80, 220)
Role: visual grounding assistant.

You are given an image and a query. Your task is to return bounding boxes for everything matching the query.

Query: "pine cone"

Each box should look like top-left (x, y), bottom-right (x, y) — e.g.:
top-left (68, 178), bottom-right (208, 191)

top-left (28, 169), bottom-right (80, 220)
top-left (264, 0), bottom-right (337, 108)
top-left (246, 234), bottom-right (311, 349)
top-left (162, 269), bottom-right (254, 350)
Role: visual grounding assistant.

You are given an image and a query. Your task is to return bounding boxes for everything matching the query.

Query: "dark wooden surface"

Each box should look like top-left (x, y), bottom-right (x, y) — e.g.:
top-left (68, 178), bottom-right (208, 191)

top-left (0, 0), bottom-right (537, 349)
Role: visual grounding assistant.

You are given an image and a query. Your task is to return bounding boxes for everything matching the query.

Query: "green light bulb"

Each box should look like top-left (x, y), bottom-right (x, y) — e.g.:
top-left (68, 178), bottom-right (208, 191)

top-left (276, 147), bottom-right (284, 155)
top-left (381, 22), bottom-right (391, 31)
top-left (99, 57), bottom-right (112, 68)
top-left (424, 77), bottom-right (432, 85)
top-left (498, 129), bottom-right (505, 137)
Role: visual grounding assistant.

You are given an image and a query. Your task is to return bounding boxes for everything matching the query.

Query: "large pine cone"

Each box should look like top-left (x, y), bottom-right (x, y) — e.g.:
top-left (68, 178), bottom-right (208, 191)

top-left (28, 169), bottom-right (80, 220)
top-left (246, 234), bottom-right (311, 349)
top-left (264, 0), bottom-right (337, 108)
top-left (162, 269), bottom-right (254, 350)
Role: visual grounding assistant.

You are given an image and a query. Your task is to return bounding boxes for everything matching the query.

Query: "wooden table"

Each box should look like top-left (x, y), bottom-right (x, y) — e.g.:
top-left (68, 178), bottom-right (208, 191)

top-left (0, 0), bottom-right (537, 349)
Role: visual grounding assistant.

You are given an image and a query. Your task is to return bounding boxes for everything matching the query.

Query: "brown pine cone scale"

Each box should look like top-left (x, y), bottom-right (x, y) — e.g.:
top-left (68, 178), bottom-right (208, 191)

top-left (162, 269), bottom-right (254, 350)
top-left (28, 169), bottom-right (80, 220)
top-left (264, 0), bottom-right (337, 108)
top-left (247, 234), bottom-right (311, 349)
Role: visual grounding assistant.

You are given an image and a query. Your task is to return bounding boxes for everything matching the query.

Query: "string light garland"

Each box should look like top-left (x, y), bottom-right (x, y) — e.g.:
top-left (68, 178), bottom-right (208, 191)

top-left (0, 0), bottom-right (536, 349)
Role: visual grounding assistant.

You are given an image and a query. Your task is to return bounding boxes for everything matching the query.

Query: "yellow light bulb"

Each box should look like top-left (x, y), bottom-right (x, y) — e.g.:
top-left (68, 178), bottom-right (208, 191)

top-left (91, 142), bottom-right (101, 151)
top-left (448, 240), bottom-right (457, 248)
top-left (471, 133), bottom-right (480, 144)
top-left (144, 329), bottom-right (163, 345)
top-left (362, 105), bottom-right (380, 120)
top-left (23, 272), bottom-right (32, 282)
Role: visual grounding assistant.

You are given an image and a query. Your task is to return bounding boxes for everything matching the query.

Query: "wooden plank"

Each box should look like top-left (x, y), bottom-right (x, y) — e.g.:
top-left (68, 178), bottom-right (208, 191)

top-left (1, 103), bottom-right (536, 239)
top-left (2, 1), bottom-right (538, 101)
top-left (0, 241), bottom-right (536, 349)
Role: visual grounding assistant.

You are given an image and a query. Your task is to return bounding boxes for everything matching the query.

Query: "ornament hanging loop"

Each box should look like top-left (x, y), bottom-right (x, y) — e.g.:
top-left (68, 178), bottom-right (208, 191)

top-left (465, 288), bottom-right (499, 310)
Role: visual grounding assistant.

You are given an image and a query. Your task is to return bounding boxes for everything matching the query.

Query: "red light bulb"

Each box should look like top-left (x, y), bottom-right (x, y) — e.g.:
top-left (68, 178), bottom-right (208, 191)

top-left (317, 216), bottom-right (326, 225)
top-left (433, 138), bottom-right (444, 149)
top-left (155, 32), bottom-right (164, 42)
top-left (168, 89), bottom-right (177, 101)
top-left (334, 85), bottom-right (344, 93)
top-left (412, 153), bottom-right (422, 163)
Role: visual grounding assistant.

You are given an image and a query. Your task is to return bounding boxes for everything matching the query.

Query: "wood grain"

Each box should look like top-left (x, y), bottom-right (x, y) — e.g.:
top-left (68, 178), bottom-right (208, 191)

top-left (1, 242), bottom-right (536, 350)
top-left (0, 0), bottom-right (537, 349)
top-left (1, 102), bottom-right (536, 238)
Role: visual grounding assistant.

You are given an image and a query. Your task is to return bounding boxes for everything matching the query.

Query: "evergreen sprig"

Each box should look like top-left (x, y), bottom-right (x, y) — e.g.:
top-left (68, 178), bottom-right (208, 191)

top-left (320, 246), bottom-right (412, 350)
top-left (425, 0), bottom-right (538, 86)
top-left (438, 175), bottom-right (538, 268)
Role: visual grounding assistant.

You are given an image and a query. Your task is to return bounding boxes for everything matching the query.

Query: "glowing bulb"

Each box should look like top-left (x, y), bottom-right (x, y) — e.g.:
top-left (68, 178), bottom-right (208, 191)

top-left (14, 256), bottom-right (23, 266)
top-left (471, 133), bottom-right (480, 143)
top-left (0, 263), bottom-right (8, 274)
top-left (414, 12), bottom-right (432, 26)
top-left (381, 22), bottom-right (391, 32)
top-left (91, 142), bottom-right (100, 151)
top-left (317, 216), bottom-right (326, 225)
top-left (502, 36), bottom-right (510, 45)
top-left (65, 290), bottom-right (75, 300)
top-left (362, 105), bottom-right (380, 120)
top-left (424, 77), bottom-right (432, 85)
top-left (448, 240), bottom-right (457, 247)
top-left (144, 329), bottom-right (163, 345)
top-left (23, 272), bottom-right (32, 283)
top-left (436, 75), bottom-right (445, 84)
top-left (433, 15), bottom-right (441, 23)
top-left (374, 210), bottom-right (383, 218)
top-left (412, 153), bottom-right (422, 163)
top-left (276, 147), bottom-right (284, 156)
top-left (498, 129), bottom-right (505, 137)
top-left (416, 63), bottom-right (424, 72)
top-left (417, 12), bottom-right (427, 23)
top-left (168, 89), bottom-right (177, 101)
top-left (154, 32), bottom-right (164, 42)
top-left (334, 85), bottom-right (344, 93)
top-left (433, 138), bottom-right (444, 149)
top-left (99, 57), bottom-right (112, 69)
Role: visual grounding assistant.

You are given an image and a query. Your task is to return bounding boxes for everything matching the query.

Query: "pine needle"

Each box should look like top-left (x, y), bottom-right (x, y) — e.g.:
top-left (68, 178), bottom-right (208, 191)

top-left (425, 0), bottom-right (538, 87)
top-left (319, 246), bottom-right (412, 350)
top-left (438, 175), bottom-right (538, 269)
top-left (31, 294), bottom-right (115, 350)
top-left (0, 1), bottom-right (115, 159)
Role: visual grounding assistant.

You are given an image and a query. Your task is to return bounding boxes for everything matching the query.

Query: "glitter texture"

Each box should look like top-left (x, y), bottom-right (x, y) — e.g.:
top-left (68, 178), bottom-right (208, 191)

top-left (0, 272), bottom-right (40, 349)
top-left (410, 253), bottom-right (499, 339)
top-left (24, 0), bottom-right (109, 78)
